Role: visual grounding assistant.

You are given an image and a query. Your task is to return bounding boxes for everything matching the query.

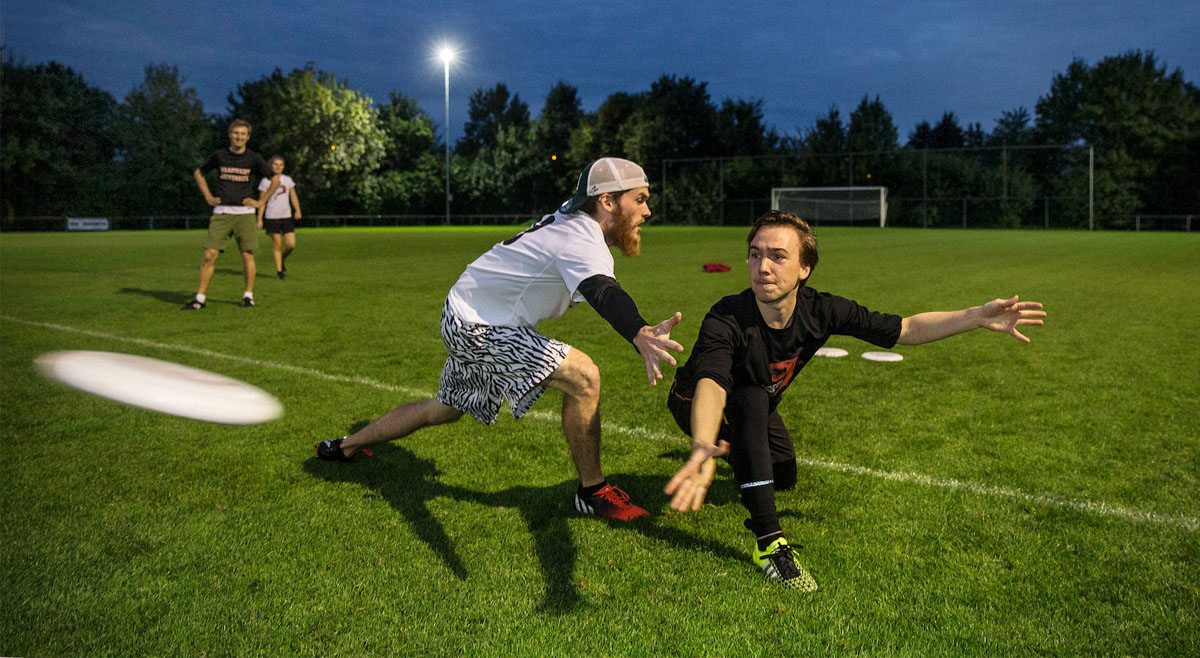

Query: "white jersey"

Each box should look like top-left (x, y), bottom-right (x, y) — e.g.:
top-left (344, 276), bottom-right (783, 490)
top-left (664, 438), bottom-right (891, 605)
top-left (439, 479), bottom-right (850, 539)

top-left (446, 210), bottom-right (615, 328)
top-left (257, 174), bottom-right (295, 219)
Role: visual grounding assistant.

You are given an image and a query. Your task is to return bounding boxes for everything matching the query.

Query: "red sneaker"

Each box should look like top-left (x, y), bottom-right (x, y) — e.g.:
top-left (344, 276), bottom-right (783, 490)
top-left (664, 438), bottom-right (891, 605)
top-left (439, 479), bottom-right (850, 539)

top-left (573, 483), bottom-right (649, 521)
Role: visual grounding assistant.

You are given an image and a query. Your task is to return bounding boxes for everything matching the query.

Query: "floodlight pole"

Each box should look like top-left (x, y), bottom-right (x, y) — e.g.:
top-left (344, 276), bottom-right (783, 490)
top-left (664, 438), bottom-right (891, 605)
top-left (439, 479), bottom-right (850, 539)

top-left (443, 55), bottom-right (452, 226)
top-left (1088, 145), bottom-right (1094, 231)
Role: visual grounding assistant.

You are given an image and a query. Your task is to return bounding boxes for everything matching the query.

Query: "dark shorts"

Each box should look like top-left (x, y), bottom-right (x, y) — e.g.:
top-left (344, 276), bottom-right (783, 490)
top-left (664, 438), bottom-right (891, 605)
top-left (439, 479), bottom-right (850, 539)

top-left (667, 381), bottom-right (796, 463)
top-left (204, 213), bottom-right (257, 252)
top-left (264, 217), bottom-right (295, 235)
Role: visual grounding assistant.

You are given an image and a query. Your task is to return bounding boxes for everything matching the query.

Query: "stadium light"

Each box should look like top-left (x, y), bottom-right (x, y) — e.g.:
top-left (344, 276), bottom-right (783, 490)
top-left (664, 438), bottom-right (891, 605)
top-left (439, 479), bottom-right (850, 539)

top-left (439, 46), bottom-right (456, 226)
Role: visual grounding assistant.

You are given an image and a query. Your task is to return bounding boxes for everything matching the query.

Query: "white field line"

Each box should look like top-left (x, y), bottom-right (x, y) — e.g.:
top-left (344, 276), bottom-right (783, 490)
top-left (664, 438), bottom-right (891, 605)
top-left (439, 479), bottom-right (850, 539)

top-left (7, 315), bottom-right (1198, 533)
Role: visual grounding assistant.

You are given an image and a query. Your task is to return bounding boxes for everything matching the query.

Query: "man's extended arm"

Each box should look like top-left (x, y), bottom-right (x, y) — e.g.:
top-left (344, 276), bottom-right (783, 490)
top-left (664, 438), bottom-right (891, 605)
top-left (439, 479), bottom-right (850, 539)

top-left (665, 377), bottom-right (731, 512)
top-left (578, 274), bottom-right (683, 385)
top-left (898, 295), bottom-right (1046, 345)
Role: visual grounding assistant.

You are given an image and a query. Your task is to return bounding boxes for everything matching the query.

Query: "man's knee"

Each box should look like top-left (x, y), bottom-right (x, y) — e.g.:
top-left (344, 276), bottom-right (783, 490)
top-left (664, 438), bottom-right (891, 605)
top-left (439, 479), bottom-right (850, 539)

top-left (773, 459), bottom-right (797, 491)
top-left (201, 249), bottom-right (220, 265)
top-left (426, 400), bottom-right (464, 425)
top-left (558, 350), bottom-right (601, 400)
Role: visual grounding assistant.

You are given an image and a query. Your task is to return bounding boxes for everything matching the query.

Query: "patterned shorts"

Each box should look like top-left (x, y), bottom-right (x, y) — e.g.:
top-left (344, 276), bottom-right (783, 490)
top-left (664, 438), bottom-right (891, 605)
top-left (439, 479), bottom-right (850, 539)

top-left (437, 301), bottom-right (570, 425)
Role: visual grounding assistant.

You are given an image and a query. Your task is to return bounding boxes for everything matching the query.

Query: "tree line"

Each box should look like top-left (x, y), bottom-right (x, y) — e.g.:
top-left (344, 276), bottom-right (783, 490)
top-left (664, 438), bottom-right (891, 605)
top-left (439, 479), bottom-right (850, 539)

top-left (2, 50), bottom-right (1196, 228)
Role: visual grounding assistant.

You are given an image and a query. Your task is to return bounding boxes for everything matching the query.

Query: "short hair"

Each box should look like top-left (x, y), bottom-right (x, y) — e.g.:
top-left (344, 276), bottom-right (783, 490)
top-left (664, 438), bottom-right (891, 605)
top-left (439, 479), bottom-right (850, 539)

top-left (229, 118), bottom-right (252, 134)
top-left (580, 190), bottom-right (628, 217)
top-left (269, 155), bottom-right (284, 165)
top-left (747, 210), bottom-right (819, 272)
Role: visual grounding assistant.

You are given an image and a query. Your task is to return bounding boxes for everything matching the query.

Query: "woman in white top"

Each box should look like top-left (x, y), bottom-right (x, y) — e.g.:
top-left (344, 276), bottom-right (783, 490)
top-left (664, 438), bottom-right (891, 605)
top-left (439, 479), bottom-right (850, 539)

top-left (257, 156), bottom-right (302, 279)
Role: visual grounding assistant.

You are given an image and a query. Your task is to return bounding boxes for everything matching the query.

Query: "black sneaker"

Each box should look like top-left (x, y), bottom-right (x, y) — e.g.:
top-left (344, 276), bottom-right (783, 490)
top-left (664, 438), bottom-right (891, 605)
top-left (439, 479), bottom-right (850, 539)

top-left (315, 437), bottom-right (371, 462)
top-left (241, 296), bottom-right (255, 308)
top-left (181, 298), bottom-right (206, 310)
top-left (277, 270), bottom-right (286, 280)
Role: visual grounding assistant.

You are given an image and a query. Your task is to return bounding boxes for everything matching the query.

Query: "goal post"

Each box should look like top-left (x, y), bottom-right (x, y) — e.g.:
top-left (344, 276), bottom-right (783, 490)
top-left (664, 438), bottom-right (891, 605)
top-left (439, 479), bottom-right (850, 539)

top-left (770, 186), bottom-right (889, 227)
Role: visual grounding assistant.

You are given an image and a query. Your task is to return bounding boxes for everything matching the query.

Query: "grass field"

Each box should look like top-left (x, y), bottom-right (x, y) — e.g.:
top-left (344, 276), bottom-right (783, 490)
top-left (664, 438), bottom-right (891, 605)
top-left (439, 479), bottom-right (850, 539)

top-left (2, 225), bottom-right (1198, 656)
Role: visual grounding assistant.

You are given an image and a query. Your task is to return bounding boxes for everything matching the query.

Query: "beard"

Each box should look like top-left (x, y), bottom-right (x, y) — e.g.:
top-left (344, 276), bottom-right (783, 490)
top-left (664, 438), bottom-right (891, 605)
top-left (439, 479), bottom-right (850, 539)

top-left (610, 204), bottom-right (641, 257)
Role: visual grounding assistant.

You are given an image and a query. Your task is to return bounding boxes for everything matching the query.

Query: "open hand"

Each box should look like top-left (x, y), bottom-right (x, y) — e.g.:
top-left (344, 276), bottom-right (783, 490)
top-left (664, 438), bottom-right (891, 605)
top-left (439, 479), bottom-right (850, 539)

top-left (664, 439), bottom-right (730, 512)
top-left (632, 312), bottom-right (684, 386)
top-left (979, 295), bottom-right (1046, 343)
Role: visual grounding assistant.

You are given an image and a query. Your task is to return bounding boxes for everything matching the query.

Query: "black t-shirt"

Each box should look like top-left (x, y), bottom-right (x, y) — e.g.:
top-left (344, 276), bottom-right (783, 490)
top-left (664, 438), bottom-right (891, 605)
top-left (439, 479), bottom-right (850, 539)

top-left (199, 149), bottom-right (272, 206)
top-left (673, 287), bottom-right (902, 408)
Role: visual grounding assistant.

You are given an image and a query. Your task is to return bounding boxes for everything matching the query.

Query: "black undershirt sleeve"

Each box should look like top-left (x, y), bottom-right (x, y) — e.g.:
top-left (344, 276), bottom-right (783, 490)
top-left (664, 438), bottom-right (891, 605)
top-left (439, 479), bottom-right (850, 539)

top-left (577, 274), bottom-right (648, 344)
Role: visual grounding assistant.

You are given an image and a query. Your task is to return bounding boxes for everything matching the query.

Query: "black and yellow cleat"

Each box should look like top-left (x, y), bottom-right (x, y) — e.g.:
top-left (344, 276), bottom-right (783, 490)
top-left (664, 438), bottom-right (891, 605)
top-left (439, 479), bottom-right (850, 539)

top-left (753, 536), bottom-right (818, 592)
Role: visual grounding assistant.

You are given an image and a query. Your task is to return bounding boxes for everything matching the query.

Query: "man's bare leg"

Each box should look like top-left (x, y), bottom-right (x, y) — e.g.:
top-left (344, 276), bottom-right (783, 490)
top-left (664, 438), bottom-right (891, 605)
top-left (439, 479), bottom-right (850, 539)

top-left (196, 248), bottom-right (220, 296)
top-left (240, 250), bottom-right (256, 294)
top-left (544, 349), bottom-right (603, 487)
top-left (335, 398), bottom-right (463, 458)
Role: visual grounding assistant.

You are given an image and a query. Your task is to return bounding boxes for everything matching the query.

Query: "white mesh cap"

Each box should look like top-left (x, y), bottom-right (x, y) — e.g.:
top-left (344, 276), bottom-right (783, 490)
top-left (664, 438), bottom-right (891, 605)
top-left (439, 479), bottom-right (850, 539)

top-left (559, 157), bottom-right (649, 213)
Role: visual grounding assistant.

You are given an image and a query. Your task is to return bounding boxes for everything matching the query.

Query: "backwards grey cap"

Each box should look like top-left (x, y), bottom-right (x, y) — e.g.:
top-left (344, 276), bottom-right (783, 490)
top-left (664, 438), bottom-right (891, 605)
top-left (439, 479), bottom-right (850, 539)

top-left (559, 157), bottom-right (649, 214)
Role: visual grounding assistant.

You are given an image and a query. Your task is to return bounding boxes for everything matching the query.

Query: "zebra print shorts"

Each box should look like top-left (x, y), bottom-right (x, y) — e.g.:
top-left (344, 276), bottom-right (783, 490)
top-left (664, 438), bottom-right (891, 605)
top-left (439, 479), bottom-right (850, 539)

top-left (437, 301), bottom-right (570, 425)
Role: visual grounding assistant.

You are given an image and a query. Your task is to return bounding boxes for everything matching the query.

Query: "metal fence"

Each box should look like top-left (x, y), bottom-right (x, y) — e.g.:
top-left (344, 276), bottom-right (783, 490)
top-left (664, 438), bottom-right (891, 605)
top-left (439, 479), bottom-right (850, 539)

top-left (1, 214), bottom-right (541, 232)
top-left (2, 211), bottom-right (1195, 233)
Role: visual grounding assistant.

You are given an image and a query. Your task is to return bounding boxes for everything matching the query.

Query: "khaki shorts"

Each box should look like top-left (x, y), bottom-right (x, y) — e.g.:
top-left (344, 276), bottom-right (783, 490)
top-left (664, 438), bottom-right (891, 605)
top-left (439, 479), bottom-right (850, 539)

top-left (204, 213), bottom-right (258, 252)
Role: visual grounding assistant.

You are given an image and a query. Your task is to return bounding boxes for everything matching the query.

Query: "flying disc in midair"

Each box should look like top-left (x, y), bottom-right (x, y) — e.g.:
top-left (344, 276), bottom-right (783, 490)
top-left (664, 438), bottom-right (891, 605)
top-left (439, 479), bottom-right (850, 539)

top-left (815, 347), bottom-right (849, 358)
top-left (36, 350), bottom-right (282, 424)
top-left (861, 351), bottom-right (904, 362)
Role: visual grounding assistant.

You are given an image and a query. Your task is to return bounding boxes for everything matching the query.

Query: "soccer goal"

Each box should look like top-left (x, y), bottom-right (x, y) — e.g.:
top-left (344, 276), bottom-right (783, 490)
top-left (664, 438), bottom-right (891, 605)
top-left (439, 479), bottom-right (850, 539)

top-left (770, 186), bottom-right (889, 227)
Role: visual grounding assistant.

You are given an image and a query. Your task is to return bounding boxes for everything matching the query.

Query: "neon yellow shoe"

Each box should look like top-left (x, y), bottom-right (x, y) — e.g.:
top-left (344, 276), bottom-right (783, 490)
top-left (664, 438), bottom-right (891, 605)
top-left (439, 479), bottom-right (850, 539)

top-left (752, 537), bottom-right (818, 592)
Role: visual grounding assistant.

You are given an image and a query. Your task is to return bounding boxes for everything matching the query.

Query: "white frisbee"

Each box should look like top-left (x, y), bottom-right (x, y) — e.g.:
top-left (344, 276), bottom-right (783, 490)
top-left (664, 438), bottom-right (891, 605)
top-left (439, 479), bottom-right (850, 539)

top-left (861, 351), bottom-right (904, 362)
top-left (36, 350), bottom-right (282, 424)
top-left (815, 347), bottom-right (849, 358)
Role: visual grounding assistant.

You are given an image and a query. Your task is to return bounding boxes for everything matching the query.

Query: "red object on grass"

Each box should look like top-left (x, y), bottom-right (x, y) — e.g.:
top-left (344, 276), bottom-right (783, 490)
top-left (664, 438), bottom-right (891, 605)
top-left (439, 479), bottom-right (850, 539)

top-left (703, 263), bottom-right (731, 273)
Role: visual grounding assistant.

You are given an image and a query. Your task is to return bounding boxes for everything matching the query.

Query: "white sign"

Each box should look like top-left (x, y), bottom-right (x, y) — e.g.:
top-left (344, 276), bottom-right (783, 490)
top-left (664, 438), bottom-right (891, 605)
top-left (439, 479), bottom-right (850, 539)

top-left (67, 217), bottom-right (110, 231)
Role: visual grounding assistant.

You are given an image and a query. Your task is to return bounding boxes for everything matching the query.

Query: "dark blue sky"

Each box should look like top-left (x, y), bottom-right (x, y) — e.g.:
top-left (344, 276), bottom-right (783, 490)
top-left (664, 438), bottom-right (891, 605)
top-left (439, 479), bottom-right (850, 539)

top-left (5, 1), bottom-right (1197, 145)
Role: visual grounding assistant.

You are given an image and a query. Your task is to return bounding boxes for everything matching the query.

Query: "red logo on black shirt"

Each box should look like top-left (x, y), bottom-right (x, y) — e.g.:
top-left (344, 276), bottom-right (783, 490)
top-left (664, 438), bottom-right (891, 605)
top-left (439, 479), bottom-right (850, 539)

top-left (764, 357), bottom-right (800, 394)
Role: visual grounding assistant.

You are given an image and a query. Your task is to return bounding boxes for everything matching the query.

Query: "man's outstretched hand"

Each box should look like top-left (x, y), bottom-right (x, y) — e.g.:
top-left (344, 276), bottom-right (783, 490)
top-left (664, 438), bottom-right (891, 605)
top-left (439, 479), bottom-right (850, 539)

top-left (664, 439), bottom-right (730, 512)
top-left (979, 295), bottom-right (1046, 343)
top-left (632, 312), bottom-right (684, 386)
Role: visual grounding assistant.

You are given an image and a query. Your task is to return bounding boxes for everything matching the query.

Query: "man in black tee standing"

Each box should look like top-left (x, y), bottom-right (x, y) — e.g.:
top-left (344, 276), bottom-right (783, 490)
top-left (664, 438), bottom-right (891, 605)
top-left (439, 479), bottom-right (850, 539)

top-left (664, 210), bottom-right (1046, 591)
top-left (182, 119), bottom-right (279, 310)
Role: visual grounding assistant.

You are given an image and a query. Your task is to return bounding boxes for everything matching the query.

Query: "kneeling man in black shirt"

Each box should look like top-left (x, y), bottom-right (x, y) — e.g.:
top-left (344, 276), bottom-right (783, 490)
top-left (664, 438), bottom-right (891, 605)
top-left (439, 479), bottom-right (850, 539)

top-left (664, 210), bottom-right (1047, 591)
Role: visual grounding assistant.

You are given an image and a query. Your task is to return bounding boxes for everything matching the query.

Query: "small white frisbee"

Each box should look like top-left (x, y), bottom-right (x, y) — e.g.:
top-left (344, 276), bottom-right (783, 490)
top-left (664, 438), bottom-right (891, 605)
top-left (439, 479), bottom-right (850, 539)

top-left (36, 350), bottom-right (282, 425)
top-left (815, 347), bottom-right (849, 358)
top-left (861, 351), bottom-right (904, 362)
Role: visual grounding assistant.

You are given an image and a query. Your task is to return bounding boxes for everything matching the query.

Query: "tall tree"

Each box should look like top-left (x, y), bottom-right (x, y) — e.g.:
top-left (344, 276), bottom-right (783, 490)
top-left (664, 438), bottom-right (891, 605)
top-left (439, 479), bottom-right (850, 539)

top-left (530, 82), bottom-right (585, 206)
top-left (1036, 50), bottom-right (1200, 218)
top-left (989, 107), bottom-right (1035, 146)
top-left (114, 64), bottom-right (212, 216)
top-left (623, 75), bottom-right (717, 166)
top-left (716, 98), bottom-right (774, 156)
top-left (803, 105), bottom-right (847, 154)
top-left (371, 91), bottom-right (441, 213)
top-left (226, 65), bottom-right (385, 212)
top-left (847, 95), bottom-right (898, 153)
top-left (457, 83), bottom-right (529, 157)
top-left (1, 59), bottom-right (117, 219)
top-left (964, 122), bottom-right (986, 148)
top-left (568, 91), bottom-right (640, 163)
top-left (908, 112), bottom-right (966, 149)
top-left (847, 95), bottom-right (899, 186)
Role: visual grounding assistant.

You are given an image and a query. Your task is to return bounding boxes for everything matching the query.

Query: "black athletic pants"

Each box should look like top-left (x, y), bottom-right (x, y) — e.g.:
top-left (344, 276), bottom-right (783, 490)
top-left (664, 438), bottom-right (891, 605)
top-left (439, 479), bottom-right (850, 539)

top-left (667, 383), bottom-right (798, 538)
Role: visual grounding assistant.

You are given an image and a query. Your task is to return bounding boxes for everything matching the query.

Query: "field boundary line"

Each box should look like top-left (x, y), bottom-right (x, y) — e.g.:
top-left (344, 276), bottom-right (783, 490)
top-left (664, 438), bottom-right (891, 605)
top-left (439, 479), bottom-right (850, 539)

top-left (7, 314), bottom-right (1197, 533)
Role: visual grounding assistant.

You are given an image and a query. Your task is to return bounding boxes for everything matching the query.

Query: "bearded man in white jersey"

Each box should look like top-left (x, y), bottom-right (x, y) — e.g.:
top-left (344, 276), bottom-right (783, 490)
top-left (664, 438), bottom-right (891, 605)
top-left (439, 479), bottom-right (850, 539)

top-left (316, 158), bottom-right (682, 520)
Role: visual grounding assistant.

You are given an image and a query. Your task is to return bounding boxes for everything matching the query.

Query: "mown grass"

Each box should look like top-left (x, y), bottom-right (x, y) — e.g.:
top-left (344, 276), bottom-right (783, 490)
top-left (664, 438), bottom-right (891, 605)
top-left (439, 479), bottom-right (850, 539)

top-left (1, 225), bottom-right (1197, 656)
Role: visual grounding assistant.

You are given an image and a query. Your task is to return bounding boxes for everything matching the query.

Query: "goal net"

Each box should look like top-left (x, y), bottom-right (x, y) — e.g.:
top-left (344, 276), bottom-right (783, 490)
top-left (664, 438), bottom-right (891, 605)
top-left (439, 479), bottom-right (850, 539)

top-left (770, 187), bottom-right (888, 227)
